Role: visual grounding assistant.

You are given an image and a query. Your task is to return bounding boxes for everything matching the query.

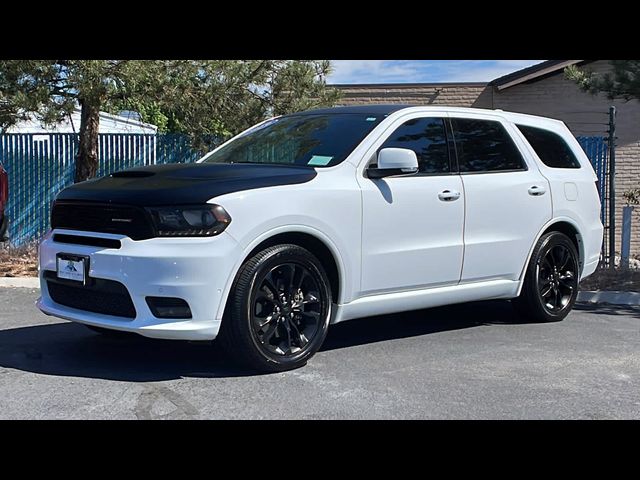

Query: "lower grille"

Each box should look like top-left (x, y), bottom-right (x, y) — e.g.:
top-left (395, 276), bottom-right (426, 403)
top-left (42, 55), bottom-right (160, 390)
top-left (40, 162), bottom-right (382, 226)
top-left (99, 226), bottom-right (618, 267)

top-left (45, 272), bottom-right (136, 319)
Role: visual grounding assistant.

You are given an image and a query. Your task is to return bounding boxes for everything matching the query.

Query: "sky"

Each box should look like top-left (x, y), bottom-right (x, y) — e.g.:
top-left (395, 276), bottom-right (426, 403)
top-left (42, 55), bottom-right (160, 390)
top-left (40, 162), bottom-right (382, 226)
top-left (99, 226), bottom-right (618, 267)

top-left (327, 60), bottom-right (545, 84)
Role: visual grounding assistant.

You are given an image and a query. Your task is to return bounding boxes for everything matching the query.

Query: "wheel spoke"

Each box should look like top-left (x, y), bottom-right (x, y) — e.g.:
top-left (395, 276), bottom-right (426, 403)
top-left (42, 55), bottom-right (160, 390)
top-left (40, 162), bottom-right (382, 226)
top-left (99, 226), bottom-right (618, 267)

top-left (288, 318), bottom-right (308, 347)
top-left (553, 287), bottom-right (561, 308)
top-left (302, 292), bottom-right (319, 305)
top-left (255, 292), bottom-right (277, 307)
top-left (558, 277), bottom-right (574, 292)
top-left (263, 273), bottom-right (279, 299)
top-left (284, 264), bottom-right (296, 296)
top-left (262, 320), bottom-right (280, 343)
top-left (556, 247), bottom-right (570, 271)
top-left (282, 318), bottom-right (292, 353)
top-left (256, 313), bottom-right (276, 329)
top-left (546, 250), bottom-right (557, 269)
top-left (540, 283), bottom-right (553, 298)
top-left (294, 267), bottom-right (307, 292)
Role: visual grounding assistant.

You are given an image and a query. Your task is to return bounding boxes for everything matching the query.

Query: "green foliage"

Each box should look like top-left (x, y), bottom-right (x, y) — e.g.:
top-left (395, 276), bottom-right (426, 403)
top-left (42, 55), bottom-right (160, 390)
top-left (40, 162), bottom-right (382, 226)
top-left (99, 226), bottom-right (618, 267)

top-left (0, 60), bottom-right (340, 150)
top-left (565, 61), bottom-right (640, 101)
top-left (107, 60), bottom-right (341, 149)
top-left (623, 189), bottom-right (640, 206)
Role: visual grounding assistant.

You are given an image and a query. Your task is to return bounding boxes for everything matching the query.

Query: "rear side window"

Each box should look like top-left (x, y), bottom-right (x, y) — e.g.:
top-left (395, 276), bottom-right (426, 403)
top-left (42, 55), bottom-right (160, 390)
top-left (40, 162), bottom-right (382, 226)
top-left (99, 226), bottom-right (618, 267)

top-left (516, 124), bottom-right (581, 169)
top-left (451, 118), bottom-right (526, 173)
top-left (380, 117), bottom-right (450, 174)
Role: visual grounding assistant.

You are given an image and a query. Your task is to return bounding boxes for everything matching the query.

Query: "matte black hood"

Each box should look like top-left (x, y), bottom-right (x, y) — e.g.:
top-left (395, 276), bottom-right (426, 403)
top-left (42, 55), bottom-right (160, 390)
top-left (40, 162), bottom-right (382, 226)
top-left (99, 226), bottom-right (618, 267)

top-left (55, 163), bottom-right (318, 206)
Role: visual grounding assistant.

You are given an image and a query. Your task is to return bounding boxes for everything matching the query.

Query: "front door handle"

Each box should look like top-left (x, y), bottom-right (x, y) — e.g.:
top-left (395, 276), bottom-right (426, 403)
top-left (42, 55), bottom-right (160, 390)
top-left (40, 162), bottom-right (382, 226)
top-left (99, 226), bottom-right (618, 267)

top-left (528, 185), bottom-right (547, 196)
top-left (438, 190), bottom-right (461, 202)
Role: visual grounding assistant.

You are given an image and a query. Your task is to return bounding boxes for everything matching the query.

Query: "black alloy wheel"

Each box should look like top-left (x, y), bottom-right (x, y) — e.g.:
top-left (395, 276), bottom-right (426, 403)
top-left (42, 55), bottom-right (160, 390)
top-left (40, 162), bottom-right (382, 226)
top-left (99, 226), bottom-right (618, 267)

top-left (536, 243), bottom-right (578, 314)
top-left (217, 244), bottom-right (332, 373)
top-left (513, 231), bottom-right (580, 323)
top-left (250, 262), bottom-right (324, 357)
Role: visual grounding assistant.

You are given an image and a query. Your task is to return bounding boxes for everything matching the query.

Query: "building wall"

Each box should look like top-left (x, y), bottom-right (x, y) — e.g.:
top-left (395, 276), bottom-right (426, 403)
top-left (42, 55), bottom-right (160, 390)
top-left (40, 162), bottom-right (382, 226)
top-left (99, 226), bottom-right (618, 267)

top-left (334, 83), bottom-right (493, 108)
top-left (491, 60), bottom-right (640, 259)
top-left (334, 63), bottom-right (640, 257)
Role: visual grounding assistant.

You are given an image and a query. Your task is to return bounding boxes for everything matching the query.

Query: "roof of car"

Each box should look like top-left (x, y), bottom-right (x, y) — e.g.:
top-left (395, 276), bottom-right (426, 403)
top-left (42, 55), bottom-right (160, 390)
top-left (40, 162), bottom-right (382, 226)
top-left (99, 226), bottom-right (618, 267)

top-left (282, 104), bottom-right (566, 129)
top-left (287, 105), bottom-right (415, 116)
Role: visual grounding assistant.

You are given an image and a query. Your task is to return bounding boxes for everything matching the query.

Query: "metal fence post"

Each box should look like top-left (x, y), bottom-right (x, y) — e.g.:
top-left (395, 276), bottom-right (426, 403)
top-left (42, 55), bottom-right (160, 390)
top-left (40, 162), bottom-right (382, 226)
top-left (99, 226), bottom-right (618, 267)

top-left (608, 106), bottom-right (616, 268)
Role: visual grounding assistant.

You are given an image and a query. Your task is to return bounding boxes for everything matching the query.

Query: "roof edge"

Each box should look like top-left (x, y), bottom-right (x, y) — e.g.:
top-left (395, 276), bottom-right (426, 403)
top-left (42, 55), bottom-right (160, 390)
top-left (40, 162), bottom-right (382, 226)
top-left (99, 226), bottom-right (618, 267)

top-left (329, 82), bottom-right (489, 88)
top-left (490, 60), bottom-right (585, 90)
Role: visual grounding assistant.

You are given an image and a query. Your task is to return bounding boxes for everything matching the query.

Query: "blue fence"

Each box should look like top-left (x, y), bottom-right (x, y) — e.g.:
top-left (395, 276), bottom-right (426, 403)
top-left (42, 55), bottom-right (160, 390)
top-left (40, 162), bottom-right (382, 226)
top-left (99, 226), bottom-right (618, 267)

top-left (0, 133), bottom-right (209, 246)
top-left (577, 136), bottom-right (608, 224)
top-left (0, 133), bottom-right (609, 247)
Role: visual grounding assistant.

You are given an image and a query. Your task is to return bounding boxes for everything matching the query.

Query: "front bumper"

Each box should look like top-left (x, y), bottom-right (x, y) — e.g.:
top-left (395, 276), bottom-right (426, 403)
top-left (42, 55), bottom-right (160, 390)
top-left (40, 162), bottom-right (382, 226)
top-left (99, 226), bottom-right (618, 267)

top-left (37, 229), bottom-right (239, 341)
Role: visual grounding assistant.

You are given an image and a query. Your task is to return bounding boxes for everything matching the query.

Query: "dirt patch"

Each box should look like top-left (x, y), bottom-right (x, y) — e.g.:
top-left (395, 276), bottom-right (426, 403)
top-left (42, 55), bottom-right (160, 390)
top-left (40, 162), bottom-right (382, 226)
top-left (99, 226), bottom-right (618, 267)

top-left (580, 266), bottom-right (640, 293)
top-left (0, 243), bottom-right (39, 277)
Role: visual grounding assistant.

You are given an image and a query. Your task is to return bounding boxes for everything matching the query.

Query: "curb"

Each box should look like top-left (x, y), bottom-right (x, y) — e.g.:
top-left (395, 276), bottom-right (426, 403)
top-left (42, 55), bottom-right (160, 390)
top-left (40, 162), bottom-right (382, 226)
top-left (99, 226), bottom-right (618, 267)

top-left (0, 277), bottom-right (39, 288)
top-left (0, 277), bottom-right (638, 306)
top-left (577, 290), bottom-right (640, 307)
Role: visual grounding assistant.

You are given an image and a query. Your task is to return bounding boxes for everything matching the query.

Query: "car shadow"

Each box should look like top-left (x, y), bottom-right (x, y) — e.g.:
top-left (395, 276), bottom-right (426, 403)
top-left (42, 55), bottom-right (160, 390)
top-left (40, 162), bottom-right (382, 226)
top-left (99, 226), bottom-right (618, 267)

top-left (0, 300), bottom-right (561, 382)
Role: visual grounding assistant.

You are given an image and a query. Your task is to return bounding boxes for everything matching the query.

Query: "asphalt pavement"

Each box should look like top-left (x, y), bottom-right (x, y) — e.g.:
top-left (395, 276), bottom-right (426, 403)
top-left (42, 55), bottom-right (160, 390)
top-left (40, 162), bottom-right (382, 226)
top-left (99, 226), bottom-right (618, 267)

top-left (1, 287), bottom-right (638, 419)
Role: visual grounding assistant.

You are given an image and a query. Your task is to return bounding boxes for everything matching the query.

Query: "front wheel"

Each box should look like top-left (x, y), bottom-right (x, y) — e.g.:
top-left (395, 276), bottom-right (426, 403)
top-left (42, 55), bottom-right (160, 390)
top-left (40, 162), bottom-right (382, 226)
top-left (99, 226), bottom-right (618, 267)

top-left (513, 231), bottom-right (580, 323)
top-left (217, 244), bottom-right (332, 373)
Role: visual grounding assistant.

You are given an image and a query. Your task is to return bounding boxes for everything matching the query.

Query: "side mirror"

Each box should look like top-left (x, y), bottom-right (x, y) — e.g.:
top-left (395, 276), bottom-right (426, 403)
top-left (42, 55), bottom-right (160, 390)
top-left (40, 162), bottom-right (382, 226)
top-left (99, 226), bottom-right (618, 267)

top-left (367, 148), bottom-right (419, 179)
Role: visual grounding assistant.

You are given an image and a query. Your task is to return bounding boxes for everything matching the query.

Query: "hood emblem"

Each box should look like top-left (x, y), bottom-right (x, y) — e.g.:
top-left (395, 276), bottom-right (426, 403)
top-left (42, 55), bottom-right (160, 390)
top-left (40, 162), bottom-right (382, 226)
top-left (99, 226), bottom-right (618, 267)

top-left (111, 218), bottom-right (133, 223)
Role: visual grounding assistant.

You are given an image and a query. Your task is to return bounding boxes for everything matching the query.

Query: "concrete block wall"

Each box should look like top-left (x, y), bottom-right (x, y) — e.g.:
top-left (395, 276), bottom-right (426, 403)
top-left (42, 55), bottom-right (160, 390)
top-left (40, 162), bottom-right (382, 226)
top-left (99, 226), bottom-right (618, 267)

top-left (334, 83), bottom-right (493, 108)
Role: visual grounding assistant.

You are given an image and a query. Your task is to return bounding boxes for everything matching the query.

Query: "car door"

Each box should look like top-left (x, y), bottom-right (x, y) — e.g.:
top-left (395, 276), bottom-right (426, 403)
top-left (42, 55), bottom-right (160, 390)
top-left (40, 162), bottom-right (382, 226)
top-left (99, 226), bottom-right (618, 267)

top-left (450, 115), bottom-right (552, 283)
top-left (358, 114), bottom-right (465, 296)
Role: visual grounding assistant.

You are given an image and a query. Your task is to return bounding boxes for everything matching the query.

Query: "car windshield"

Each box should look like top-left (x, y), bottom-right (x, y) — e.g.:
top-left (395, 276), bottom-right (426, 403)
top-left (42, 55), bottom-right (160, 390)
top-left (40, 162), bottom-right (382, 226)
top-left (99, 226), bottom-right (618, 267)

top-left (200, 113), bottom-right (384, 168)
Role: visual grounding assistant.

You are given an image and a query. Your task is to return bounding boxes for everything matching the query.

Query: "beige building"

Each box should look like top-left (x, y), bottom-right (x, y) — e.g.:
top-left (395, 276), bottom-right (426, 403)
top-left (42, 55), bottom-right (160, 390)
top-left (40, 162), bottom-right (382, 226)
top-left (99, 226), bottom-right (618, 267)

top-left (333, 60), bottom-right (640, 258)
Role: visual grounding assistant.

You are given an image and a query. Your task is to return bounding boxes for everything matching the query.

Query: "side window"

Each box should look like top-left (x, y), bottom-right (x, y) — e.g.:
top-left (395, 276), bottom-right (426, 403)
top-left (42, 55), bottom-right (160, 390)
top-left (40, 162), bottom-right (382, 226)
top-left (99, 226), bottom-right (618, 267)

top-left (451, 118), bottom-right (526, 173)
top-left (380, 117), bottom-right (450, 174)
top-left (516, 124), bottom-right (581, 169)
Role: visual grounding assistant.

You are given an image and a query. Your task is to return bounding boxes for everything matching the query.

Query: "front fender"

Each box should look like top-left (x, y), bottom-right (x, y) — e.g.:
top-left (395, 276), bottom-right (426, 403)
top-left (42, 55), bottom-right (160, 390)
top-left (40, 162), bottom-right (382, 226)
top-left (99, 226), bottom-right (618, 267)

top-left (214, 224), bottom-right (352, 322)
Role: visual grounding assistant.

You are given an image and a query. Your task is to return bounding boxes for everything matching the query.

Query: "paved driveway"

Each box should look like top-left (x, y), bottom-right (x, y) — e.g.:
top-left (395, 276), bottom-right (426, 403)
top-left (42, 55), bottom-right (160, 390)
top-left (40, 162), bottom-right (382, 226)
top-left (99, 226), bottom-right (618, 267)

top-left (0, 288), bottom-right (638, 419)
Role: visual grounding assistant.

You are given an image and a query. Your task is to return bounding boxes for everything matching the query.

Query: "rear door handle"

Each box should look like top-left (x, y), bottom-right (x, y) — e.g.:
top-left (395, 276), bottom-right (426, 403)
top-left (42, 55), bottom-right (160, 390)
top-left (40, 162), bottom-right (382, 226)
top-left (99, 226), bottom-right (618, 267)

top-left (438, 190), bottom-right (461, 202)
top-left (528, 185), bottom-right (546, 196)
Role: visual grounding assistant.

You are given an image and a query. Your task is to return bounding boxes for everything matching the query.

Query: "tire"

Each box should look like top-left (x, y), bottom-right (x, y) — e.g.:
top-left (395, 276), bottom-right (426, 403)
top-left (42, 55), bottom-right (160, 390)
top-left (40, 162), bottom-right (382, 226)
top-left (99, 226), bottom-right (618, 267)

top-left (513, 231), bottom-right (580, 323)
top-left (217, 244), bottom-right (332, 373)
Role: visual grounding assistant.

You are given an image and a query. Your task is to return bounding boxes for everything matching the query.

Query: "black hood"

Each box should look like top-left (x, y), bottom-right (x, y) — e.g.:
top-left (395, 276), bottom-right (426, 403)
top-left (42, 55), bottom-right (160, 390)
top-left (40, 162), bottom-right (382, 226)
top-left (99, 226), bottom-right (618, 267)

top-left (56, 163), bottom-right (318, 206)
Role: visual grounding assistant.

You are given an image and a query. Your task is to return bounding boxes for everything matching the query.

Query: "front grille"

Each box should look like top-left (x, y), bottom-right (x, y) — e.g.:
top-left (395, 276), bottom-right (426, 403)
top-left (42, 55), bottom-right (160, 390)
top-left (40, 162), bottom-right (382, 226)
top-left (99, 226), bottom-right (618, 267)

top-left (45, 271), bottom-right (136, 319)
top-left (51, 202), bottom-right (155, 240)
top-left (53, 234), bottom-right (122, 249)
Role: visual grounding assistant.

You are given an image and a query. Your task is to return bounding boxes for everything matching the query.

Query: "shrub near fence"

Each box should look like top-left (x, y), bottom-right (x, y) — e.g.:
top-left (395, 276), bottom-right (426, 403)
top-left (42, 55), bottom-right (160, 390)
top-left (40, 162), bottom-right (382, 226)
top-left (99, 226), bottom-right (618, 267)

top-left (0, 132), bottom-right (607, 247)
top-left (0, 133), bottom-right (210, 246)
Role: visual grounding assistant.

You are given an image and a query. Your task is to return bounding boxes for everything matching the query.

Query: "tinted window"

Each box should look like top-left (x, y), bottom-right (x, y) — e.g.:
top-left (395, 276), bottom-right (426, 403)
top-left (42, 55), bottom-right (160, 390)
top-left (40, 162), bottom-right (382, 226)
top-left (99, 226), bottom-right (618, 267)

top-left (201, 114), bottom-right (384, 168)
top-left (516, 124), bottom-right (581, 169)
top-left (451, 118), bottom-right (525, 173)
top-left (380, 117), bottom-right (449, 174)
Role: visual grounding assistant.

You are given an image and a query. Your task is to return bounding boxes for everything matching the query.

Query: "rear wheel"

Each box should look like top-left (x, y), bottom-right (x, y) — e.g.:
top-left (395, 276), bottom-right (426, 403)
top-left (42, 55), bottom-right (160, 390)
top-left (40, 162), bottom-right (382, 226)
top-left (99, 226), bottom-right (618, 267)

top-left (513, 231), bottom-right (579, 322)
top-left (217, 244), bottom-right (332, 373)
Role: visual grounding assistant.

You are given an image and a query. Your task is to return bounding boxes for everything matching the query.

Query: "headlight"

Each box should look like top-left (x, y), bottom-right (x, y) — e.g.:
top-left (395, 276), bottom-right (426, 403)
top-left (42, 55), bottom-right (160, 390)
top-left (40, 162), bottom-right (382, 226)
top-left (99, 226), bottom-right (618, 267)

top-left (146, 204), bottom-right (231, 237)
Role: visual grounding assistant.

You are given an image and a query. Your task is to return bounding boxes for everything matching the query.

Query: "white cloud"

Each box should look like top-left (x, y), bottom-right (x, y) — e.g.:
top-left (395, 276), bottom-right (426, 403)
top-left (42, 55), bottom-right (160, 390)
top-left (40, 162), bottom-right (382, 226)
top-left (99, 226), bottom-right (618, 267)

top-left (328, 60), bottom-right (545, 84)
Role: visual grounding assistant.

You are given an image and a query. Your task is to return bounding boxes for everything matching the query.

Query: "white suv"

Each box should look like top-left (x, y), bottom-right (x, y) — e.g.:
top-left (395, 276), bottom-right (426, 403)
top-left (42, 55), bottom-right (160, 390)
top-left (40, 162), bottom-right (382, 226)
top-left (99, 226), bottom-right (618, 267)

top-left (38, 105), bottom-right (603, 372)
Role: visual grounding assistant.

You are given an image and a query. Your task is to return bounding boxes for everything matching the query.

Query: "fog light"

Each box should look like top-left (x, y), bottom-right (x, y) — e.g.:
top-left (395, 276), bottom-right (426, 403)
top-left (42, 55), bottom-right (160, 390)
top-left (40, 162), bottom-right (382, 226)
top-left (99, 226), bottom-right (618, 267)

top-left (146, 297), bottom-right (192, 319)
